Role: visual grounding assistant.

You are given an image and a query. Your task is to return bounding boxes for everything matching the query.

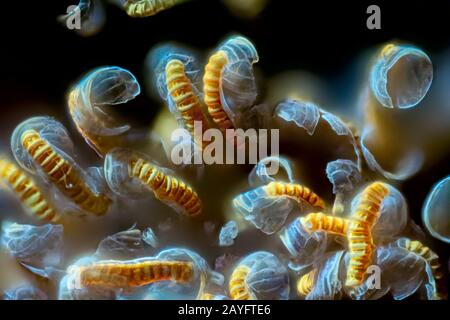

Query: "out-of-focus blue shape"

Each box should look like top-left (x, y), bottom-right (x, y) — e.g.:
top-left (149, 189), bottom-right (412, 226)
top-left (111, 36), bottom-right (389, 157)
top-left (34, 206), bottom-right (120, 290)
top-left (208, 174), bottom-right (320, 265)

top-left (370, 44), bottom-right (433, 109)
top-left (219, 221), bottom-right (238, 247)
top-left (422, 175), bottom-right (450, 244)
top-left (234, 251), bottom-right (290, 300)
top-left (95, 226), bottom-right (144, 260)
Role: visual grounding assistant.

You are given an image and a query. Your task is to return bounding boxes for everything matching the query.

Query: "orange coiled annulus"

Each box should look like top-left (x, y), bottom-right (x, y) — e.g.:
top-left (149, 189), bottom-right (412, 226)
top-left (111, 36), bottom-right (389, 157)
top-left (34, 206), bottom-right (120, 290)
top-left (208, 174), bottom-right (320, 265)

top-left (297, 269), bottom-right (317, 298)
top-left (0, 157), bottom-right (61, 223)
top-left (165, 59), bottom-right (209, 148)
top-left (20, 130), bottom-right (111, 216)
top-left (130, 157), bottom-right (202, 216)
top-left (301, 212), bottom-right (349, 236)
top-left (203, 51), bottom-right (233, 131)
top-left (74, 260), bottom-right (193, 288)
top-left (263, 181), bottom-right (326, 210)
top-left (346, 182), bottom-right (389, 287)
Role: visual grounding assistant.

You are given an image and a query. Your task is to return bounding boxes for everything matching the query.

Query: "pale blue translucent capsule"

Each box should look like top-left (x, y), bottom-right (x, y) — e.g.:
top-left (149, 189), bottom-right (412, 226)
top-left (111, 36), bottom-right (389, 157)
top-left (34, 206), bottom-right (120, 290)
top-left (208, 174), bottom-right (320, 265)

top-left (275, 99), bottom-right (321, 135)
top-left (95, 227), bottom-right (144, 260)
top-left (3, 285), bottom-right (48, 300)
top-left (422, 175), bottom-right (450, 244)
top-left (219, 220), bottom-right (238, 247)
top-left (69, 66), bottom-right (140, 152)
top-left (236, 251), bottom-right (289, 300)
top-left (1, 221), bottom-right (64, 278)
top-left (279, 217), bottom-right (327, 266)
top-left (233, 186), bottom-right (295, 234)
top-left (11, 116), bottom-right (75, 174)
top-left (370, 44), bottom-right (433, 109)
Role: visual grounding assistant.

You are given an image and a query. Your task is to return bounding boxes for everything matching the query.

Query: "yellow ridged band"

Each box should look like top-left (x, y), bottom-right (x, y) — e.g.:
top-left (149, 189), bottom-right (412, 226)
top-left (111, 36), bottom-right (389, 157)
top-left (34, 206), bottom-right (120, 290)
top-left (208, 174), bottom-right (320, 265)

top-left (21, 130), bottom-right (111, 216)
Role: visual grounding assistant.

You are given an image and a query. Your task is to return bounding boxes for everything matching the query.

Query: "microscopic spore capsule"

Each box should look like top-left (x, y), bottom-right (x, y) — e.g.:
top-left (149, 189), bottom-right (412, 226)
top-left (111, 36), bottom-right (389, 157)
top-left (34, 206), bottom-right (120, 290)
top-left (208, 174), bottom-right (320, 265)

top-left (370, 43), bottom-right (433, 109)
top-left (203, 35), bottom-right (259, 131)
top-left (12, 117), bottom-right (112, 216)
top-left (104, 148), bottom-right (202, 216)
top-left (67, 66), bottom-right (141, 157)
top-left (0, 157), bottom-right (61, 223)
top-left (165, 58), bottom-right (209, 148)
top-left (229, 251), bottom-right (289, 300)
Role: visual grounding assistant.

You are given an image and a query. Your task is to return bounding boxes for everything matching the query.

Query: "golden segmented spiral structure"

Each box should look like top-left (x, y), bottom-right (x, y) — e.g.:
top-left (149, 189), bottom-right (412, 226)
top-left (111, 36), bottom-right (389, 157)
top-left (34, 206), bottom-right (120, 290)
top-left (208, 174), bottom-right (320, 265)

top-left (297, 269), bottom-right (316, 298)
top-left (76, 260), bottom-right (193, 288)
top-left (130, 157), bottom-right (202, 216)
top-left (229, 265), bottom-right (252, 300)
top-left (399, 239), bottom-right (446, 299)
top-left (20, 130), bottom-right (112, 216)
top-left (0, 157), bottom-right (61, 223)
top-left (124, 0), bottom-right (187, 17)
top-left (263, 181), bottom-right (326, 210)
top-left (346, 182), bottom-right (389, 287)
top-left (301, 212), bottom-right (349, 236)
top-left (203, 50), bottom-right (234, 131)
top-left (165, 59), bottom-right (209, 148)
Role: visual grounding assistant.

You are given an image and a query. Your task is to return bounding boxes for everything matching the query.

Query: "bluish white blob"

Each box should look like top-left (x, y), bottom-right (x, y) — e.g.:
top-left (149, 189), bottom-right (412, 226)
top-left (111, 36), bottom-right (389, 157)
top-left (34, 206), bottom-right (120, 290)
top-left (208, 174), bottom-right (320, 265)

top-left (219, 220), bottom-right (238, 247)
top-left (217, 36), bottom-right (259, 125)
top-left (304, 251), bottom-right (345, 300)
top-left (11, 116), bottom-right (75, 175)
top-left (326, 159), bottom-right (361, 194)
top-left (3, 284), bottom-right (48, 300)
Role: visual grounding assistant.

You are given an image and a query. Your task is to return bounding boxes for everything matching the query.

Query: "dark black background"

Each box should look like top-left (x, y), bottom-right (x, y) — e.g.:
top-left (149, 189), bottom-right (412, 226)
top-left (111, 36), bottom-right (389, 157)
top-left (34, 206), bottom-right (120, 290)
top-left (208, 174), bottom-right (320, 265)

top-left (0, 0), bottom-right (449, 298)
top-left (2, 0), bottom-right (450, 120)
